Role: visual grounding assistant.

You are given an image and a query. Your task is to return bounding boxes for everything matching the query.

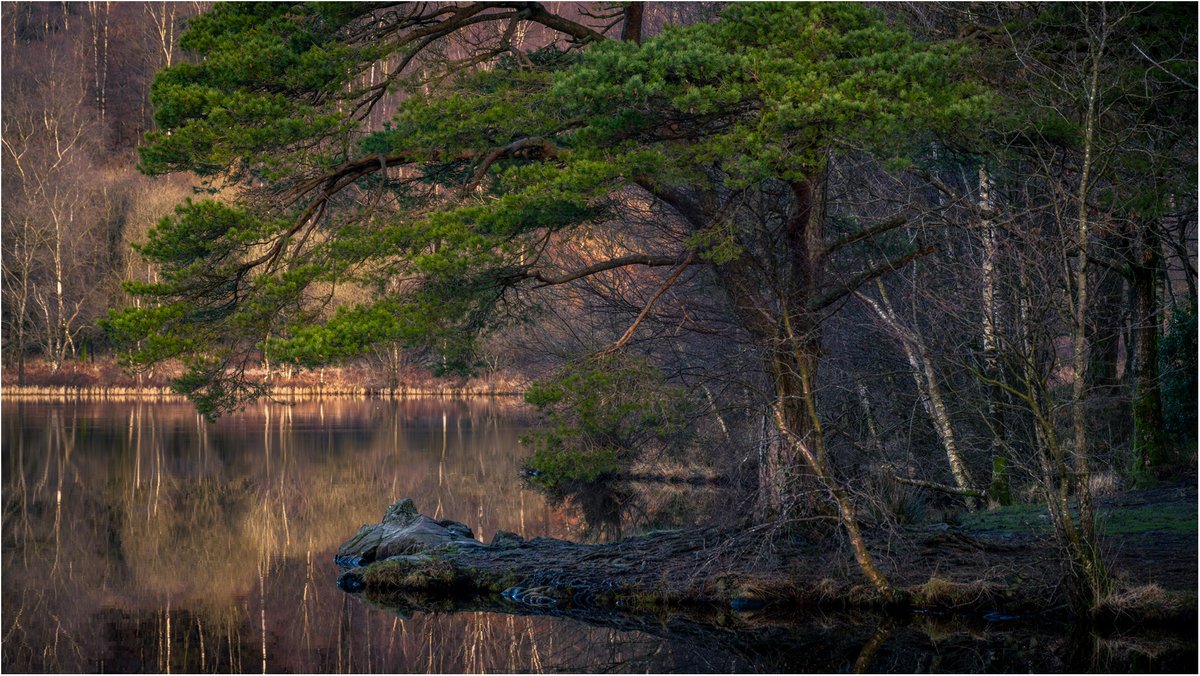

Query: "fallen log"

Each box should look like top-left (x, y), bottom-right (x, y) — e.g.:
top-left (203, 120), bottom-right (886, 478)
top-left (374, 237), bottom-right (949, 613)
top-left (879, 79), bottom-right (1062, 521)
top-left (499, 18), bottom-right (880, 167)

top-left (332, 497), bottom-right (1199, 630)
top-left (333, 497), bottom-right (1200, 643)
top-left (331, 498), bottom-right (1046, 617)
top-left (334, 498), bottom-right (777, 612)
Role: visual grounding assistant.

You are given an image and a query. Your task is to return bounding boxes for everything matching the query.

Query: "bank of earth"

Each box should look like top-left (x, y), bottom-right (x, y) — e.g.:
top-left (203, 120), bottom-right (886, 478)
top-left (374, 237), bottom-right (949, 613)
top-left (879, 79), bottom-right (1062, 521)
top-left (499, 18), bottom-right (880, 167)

top-left (335, 481), bottom-right (1197, 629)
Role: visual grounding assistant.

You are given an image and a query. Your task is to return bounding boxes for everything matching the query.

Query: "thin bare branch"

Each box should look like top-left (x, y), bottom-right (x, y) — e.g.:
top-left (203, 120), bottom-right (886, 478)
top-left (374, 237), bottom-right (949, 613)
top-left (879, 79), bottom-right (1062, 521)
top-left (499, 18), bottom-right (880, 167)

top-left (530, 253), bottom-right (693, 287)
top-left (809, 245), bottom-right (935, 312)
top-left (824, 215), bottom-right (908, 256)
top-left (601, 250), bottom-right (697, 354)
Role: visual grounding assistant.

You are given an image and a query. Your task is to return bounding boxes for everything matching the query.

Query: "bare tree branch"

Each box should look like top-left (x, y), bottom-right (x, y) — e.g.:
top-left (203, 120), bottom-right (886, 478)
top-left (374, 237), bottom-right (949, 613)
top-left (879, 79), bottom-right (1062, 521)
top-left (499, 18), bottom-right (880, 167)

top-left (824, 215), bottom-right (909, 256)
top-left (1131, 42), bottom-right (1198, 90)
top-left (530, 253), bottom-right (696, 287)
top-left (460, 137), bottom-right (560, 197)
top-left (809, 245), bottom-right (935, 312)
top-left (601, 250), bottom-right (697, 354)
top-left (884, 465), bottom-right (986, 499)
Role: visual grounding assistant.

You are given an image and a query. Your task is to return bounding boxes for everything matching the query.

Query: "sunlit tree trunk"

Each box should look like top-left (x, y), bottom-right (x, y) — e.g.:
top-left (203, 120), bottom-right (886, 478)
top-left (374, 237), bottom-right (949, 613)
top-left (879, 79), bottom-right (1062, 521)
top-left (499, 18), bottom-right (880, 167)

top-left (87, 2), bottom-right (110, 126)
top-left (52, 208), bottom-right (80, 364)
top-left (978, 166), bottom-right (1011, 506)
top-left (145, 2), bottom-right (177, 69)
top-left (2, 213), bottom-right (41, 385)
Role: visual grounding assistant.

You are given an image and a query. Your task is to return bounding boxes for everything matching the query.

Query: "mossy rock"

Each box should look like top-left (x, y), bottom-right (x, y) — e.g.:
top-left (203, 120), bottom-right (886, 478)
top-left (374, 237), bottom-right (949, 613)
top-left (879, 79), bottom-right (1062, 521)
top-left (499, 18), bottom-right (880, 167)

top-left (335, 498), bottom-right (482, 567)
top-left (490, 530), bottom-right (525, 547)
top-left (362, 555), bottom-right (469, 594)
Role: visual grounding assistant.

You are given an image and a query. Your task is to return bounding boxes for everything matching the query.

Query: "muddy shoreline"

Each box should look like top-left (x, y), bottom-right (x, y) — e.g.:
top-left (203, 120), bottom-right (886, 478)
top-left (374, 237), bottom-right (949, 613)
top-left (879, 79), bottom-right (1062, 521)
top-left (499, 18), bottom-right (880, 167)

top-left (334, 486), bottom-right (1198, 631)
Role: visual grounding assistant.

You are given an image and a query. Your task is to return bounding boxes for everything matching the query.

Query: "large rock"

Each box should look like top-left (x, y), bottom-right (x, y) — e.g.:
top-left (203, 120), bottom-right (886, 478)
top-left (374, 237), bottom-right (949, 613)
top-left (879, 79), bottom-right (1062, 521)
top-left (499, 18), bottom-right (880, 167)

top-left (334, 498), bottom-right (482, 567)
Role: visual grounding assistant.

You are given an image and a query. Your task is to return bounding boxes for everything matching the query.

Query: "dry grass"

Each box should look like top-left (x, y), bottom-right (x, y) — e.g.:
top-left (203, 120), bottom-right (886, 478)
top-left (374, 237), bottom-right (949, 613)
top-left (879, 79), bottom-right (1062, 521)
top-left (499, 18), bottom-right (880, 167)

top-left (2, 357), bottom-right (528, 400)
top-left (1096, 584), bottom-right (1197, 623)
top-left (1089, 471), bottom-right (1124, 498)
top-left (912, 576), bottom-right (1004, 610)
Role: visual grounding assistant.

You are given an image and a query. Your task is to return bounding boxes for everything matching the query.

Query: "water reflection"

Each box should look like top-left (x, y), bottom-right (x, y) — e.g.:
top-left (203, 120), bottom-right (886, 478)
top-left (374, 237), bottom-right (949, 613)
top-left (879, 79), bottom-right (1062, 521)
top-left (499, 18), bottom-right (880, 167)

top-left (0, 399), bottom-right (764, 673)
top-left (2, 398), bottom-right (576, 672)
top-left (2, 400), bottom-right (1195, 674)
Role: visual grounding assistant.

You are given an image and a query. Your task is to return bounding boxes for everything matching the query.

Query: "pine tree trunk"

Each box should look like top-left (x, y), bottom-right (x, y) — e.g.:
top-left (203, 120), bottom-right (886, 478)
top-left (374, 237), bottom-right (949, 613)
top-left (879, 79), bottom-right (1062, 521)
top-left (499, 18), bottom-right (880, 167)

top-left (714, 172), bottom-right (895, 600)
top-left (620, 3), bottom-right (644, 44)
top-left (1088, 262), bottom-right (1131, 444)
top-left (1088, 265), bottom-right (1125, 394)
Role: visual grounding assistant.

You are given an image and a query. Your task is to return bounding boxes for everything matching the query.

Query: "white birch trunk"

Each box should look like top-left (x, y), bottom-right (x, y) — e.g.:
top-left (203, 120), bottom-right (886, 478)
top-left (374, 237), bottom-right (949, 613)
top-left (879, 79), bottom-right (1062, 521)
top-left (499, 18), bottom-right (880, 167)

top-left (858, 283), bottom-right (977, 507)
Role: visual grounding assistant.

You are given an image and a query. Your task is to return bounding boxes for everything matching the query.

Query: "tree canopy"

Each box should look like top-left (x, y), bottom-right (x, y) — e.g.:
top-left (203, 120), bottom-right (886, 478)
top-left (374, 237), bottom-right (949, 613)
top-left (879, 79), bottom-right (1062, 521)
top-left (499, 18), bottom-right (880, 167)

top-left (82, 0), bottom-right (1200, 612)
top-left (108, 2), bottom-right (982, 419)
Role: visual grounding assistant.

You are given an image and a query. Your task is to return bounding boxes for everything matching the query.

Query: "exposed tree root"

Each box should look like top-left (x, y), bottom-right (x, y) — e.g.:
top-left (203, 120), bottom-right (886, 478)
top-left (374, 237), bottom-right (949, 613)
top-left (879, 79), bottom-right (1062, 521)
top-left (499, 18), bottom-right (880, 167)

top-left (335, 498), bottom-right (1197, 629)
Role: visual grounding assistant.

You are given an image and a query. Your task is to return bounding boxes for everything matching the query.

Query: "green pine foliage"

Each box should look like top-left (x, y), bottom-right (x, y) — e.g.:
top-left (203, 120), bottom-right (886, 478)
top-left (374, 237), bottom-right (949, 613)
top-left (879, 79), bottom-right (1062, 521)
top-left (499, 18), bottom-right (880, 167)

top-left (139, 3), bottom-right (378, 178)
top-left (109, 2), bottom-right (984, 417)
top-left (521, 355), bottom-right (694, 492)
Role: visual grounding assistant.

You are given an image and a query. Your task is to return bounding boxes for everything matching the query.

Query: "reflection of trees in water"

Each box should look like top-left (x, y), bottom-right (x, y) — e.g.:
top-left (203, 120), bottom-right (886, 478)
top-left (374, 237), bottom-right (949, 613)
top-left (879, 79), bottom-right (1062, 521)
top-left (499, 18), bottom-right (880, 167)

top-left (1, 399), bottom-right (722, 672)
top-left (3, 400), bottom-right (1194, 673)
top-left (563, 482), bottom-right (634, 541)
top-left (1, 399), bottom-right (562, 672)
top-left (351, 592), bottom-right (1198, 673)
top-left (321, 603), bottom-right (734, 673)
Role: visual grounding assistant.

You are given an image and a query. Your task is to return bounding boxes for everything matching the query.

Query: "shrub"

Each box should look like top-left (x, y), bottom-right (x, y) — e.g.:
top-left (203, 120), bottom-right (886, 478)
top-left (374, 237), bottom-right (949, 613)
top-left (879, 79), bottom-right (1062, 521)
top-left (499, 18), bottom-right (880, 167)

top-left (521, 354), bottom-right (694, 493)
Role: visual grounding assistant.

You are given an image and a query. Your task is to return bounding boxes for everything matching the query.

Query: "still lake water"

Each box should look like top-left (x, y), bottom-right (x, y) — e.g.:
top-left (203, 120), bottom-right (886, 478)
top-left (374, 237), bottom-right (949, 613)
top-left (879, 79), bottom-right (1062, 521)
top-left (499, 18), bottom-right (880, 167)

top-left (2, 399), bottom-right (1195, 674)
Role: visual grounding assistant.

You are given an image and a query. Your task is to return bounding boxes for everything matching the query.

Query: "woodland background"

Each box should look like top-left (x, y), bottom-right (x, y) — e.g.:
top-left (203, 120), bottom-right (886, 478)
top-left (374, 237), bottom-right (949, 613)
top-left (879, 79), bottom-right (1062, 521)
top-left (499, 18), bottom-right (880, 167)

top-left (2, 2), bottom-right (1196, 548)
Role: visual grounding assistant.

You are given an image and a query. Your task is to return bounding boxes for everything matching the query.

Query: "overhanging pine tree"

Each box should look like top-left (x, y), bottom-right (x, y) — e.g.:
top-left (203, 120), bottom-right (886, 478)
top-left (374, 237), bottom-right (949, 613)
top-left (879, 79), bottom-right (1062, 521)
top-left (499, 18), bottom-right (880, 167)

top-left (107, 2), bottom-right (984, 597)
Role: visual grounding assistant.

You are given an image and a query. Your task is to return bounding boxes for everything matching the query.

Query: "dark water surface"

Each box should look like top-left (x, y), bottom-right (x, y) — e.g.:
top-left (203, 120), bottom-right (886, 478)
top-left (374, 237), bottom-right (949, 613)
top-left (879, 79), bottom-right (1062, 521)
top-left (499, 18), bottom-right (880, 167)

top-left (2, 399), bottom-right (1195, 673)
